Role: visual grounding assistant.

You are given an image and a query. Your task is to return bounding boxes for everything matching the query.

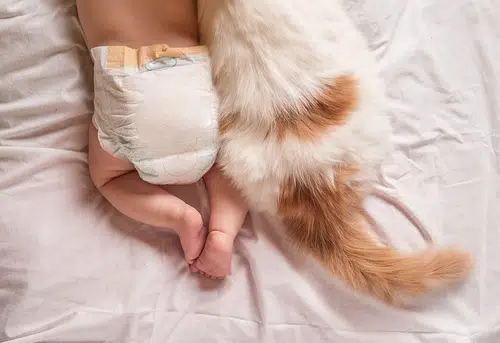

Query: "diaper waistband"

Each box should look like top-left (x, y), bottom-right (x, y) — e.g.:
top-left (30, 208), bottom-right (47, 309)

top-left (91, 44), bottom-right (209, 73)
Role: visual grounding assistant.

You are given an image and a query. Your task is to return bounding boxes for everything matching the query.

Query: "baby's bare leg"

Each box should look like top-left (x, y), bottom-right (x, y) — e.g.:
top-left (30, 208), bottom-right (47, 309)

top-left (88, 126), bottom-right (206, 263)
top-left (81, 0), bottom-right (206, 263)
top-left (191, 166), bottom-right (248, 279)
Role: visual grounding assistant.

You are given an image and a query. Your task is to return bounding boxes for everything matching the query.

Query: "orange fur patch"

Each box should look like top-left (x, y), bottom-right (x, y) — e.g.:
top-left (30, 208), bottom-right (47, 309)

top-left (218, 115), bottom-right (237, 136)
top-left (277, 165), bottom-right (473, 305)
top-left (277, 165), bottom-right (364, 258)
top-left (274, 75), bottom-right (358, 141)
top-left (217, 75), bottom-right (358, 138)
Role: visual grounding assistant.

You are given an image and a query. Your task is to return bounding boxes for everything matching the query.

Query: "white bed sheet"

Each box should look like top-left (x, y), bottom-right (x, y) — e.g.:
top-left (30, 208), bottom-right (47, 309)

top-left (1, 0), bottom-right (499, 342)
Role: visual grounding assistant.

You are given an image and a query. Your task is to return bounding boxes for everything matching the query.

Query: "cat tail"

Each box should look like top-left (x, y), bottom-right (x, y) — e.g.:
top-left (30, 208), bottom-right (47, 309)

top-left (277, 168), bottom-right (474, 305)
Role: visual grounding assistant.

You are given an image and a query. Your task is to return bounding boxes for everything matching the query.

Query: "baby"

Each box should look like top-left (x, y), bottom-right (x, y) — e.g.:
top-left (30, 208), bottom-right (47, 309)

top-left (77, 0), bottom-right (247, 279)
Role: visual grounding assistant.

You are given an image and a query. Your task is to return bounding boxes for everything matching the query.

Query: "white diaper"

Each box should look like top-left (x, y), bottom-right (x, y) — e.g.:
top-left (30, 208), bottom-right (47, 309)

top-left (91, 44), bottom-right (219, 185)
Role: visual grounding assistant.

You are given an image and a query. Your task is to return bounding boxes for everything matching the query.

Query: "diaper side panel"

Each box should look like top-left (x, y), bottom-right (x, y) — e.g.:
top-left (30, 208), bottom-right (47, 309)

top-left (91, 46), bottom-right (143, 160)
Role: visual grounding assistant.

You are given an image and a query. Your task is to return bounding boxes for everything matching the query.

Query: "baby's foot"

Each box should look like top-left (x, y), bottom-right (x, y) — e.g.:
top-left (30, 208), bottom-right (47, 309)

top-left (177, 205), bottom-right (206, 264)
top-left (190, 230), bottom-right (235, 279)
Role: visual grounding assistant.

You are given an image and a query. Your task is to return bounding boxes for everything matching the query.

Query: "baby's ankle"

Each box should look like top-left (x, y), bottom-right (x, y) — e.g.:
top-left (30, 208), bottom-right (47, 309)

top-left (208, 227), bottom-right (238, 241)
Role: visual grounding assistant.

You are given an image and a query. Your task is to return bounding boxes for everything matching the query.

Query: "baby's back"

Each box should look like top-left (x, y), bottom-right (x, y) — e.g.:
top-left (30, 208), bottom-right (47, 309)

top-left (77, 0), bottom-right (198, 48)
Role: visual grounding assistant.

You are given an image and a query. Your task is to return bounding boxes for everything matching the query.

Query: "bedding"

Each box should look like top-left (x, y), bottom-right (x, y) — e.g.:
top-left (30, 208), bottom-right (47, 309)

top-left (0, 0), bottom-right (499, 342)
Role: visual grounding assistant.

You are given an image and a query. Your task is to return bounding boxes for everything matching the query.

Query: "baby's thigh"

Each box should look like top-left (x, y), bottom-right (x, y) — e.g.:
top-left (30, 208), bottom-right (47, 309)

top-left (88, 124), bottom-right (135, 188)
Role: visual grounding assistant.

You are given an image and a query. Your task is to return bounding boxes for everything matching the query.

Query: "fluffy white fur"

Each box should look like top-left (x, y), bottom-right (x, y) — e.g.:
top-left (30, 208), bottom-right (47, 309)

top-left (199, 0), bottom-right (390, 211)
top-left (198, 0), bottom-right (472, 305)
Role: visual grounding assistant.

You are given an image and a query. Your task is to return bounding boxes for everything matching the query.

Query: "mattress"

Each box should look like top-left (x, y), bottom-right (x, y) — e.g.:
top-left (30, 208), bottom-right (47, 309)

top-left (0, 0), bottom-right (499, 342)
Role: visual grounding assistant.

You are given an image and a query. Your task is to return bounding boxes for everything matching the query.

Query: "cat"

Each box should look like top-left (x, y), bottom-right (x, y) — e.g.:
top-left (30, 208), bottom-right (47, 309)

top-left (198, 0), bottom-right (473, 305)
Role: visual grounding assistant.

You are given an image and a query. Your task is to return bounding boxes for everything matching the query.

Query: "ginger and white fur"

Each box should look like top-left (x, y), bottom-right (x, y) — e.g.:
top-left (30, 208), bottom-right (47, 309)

top-left (198, 0), bottom-right (473, 305)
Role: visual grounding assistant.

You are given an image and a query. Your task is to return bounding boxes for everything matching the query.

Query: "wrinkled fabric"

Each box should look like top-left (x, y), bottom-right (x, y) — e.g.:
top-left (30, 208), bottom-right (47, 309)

top-left (92, 45), bottom-right (218, 185)
top-left (0, 0), bottom-right (499, 342)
